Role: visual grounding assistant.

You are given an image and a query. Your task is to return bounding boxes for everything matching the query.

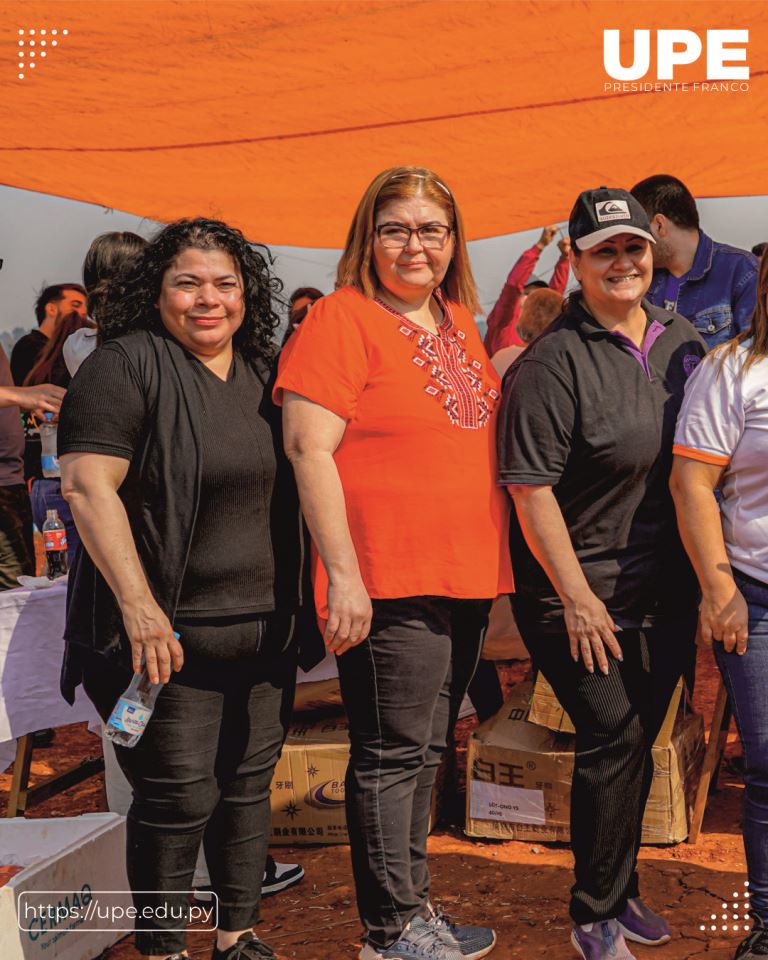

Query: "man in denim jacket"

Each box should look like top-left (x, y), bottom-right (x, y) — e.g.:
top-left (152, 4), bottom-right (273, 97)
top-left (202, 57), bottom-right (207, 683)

top-left (631, 175), bottom-right (758, 349)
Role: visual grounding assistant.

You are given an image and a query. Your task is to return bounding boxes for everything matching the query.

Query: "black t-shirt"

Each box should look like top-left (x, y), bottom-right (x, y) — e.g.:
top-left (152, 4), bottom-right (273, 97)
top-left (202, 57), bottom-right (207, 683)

top-left (59, 346), bottom-right (281, 617)
top-left (11, 330), bottom-right (47, 386)
top-left (12, 330), bottom-right (51, 481)
top-left (497, 294), bottom-right (706, 632)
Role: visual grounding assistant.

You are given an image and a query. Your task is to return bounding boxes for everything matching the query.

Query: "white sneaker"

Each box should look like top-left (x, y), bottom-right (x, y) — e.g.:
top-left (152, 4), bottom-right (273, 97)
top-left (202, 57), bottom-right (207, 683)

top-left (194, 856), bottom-right (304, 903)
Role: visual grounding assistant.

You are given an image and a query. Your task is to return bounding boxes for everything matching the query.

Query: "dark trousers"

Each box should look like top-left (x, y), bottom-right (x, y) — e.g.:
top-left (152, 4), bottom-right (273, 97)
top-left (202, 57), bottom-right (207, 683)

top-left (518, 614), bottom-right (695, 924)
top-left (0, 483), bottom-right (34, 589)
top-left (714, 569), bottom-right (768, 923)
top-left (337, 596), bottom-right (489, 948)
top-left (82, 613), bottom-right (296, 955)
top-left (467, 658), bottom-right (504, 724)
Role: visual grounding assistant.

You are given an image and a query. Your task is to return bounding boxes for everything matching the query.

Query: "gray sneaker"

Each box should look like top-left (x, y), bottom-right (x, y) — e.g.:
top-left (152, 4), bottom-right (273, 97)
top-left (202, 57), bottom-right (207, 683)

top-left (571, 919), bottom-right (637, 959)
top-left (359, 916), bottom-right (463, 960)
top-left (426, 903), bottom-right (496, 959)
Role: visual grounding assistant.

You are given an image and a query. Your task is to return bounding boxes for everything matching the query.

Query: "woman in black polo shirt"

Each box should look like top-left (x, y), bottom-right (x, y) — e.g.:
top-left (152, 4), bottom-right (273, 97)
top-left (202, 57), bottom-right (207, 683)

top-left (498, 188), bottom-right (705, 960)
top-left (58, 218), bottom-right (301, 960)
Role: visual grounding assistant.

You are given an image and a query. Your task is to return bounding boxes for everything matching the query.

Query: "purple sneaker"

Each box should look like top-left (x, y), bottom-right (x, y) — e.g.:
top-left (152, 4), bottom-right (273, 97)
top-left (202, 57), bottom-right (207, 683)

top-left (571, 920), bottom-right (636, 959)
top-left (616, 897), bottom-right (672, 945)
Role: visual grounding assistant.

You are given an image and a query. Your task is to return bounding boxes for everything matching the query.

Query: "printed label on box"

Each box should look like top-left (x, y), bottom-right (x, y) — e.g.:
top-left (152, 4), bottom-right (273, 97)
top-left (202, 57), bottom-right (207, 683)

top-left (470, 780), bottom-right (546, 825)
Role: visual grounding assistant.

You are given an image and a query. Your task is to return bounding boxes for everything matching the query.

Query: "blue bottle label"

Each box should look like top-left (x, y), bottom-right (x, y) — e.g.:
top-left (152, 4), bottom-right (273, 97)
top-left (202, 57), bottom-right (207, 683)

top-left (108, 697), bottom-right (151, 735)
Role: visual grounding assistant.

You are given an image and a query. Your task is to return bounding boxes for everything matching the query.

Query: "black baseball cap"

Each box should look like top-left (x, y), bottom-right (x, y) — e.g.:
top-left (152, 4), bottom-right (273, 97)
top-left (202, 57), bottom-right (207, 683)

top-left (569, 186), bottom-right (655, 251)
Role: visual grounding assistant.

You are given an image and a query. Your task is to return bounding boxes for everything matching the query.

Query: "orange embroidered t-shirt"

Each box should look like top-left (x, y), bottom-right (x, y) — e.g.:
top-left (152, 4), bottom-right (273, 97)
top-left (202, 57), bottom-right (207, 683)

top-left (274, 286), bottom-right (514, 618)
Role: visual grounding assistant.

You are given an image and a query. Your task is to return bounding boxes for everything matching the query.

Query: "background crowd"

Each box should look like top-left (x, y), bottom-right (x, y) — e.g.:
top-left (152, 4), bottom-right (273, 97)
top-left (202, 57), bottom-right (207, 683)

top-left (0, 170), bottom-right (766, 960)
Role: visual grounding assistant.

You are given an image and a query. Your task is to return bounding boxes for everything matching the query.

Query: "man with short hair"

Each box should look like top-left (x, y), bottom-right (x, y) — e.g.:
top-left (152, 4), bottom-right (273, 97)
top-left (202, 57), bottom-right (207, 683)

top-left (631, 175), bottom-right (757, 349)
top-left (0, 347), bottom-right (64, 589)
top-left (10, 284), bottom-right (87, 386)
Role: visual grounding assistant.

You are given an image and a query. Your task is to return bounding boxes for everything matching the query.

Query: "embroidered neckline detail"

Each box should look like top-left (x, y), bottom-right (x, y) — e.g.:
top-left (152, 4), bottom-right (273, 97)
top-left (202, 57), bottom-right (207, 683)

top-left (374, 292), bottom-right (499, 429)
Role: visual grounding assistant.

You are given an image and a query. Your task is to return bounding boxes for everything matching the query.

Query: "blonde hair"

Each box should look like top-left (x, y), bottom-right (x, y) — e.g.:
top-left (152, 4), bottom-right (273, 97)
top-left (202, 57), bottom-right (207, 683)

top-left (517, 288), bottom-right (564, 343)
top-left (336, 166), bottom-right (480, 314)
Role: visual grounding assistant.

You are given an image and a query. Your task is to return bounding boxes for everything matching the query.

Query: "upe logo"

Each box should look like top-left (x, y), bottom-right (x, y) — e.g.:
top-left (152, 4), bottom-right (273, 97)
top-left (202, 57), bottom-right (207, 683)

top-left (604, 29), bottom-right (749, 81)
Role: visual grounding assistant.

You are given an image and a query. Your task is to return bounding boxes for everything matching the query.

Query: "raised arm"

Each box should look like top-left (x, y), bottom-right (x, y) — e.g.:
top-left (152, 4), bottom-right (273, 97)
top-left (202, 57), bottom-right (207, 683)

top-left (507, 483), bottom-right (622, 674)
top-left (485, 226), bottom-right (558, 353)
top-left (670, 456), bottom-right (748, 653)
top-left (60, 452), bottom-right (183, 683)
top-left (550, 235), bottom-right (571, 294)
top-left (282, 391), bottom-right (372, 654)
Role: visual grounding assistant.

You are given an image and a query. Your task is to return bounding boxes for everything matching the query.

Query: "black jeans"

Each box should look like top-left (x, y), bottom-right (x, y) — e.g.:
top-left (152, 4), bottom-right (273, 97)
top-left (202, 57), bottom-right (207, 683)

top-left (518, 614), bottom-right (695, 924)
top-left (337, 596), bottom-right (490, 948)
top-left (467, 659), bottom-right (504, 723)
top-left (0, 483), bottom-right (34, 590)
top-left (82, 613), bottom-right (296, 955)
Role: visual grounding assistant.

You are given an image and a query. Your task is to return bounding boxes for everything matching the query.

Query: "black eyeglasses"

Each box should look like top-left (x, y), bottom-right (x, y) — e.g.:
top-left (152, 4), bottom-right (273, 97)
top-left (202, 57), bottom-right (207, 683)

top-left (375, 222), bottom-right (453, 250)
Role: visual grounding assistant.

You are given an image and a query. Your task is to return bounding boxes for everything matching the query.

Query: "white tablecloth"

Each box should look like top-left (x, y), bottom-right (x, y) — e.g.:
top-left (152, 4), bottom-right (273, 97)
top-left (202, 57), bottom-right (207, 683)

top-left (0, 580), bottom-right (100, 771)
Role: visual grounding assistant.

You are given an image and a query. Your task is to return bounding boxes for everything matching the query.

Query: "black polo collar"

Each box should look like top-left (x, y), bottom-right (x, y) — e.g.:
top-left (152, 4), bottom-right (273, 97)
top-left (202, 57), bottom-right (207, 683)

top-left (568, 292), bottom-right (674, 340)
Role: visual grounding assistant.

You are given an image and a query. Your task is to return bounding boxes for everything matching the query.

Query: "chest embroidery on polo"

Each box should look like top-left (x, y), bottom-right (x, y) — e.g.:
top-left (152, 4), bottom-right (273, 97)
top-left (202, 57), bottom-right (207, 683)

top-left (395, 323), bottom-right (499, 429)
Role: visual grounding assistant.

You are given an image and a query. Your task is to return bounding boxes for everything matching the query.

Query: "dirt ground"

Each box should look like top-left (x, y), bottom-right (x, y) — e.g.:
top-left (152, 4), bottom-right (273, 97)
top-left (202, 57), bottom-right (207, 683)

top-left (1, 649), bottom-right (749, 960)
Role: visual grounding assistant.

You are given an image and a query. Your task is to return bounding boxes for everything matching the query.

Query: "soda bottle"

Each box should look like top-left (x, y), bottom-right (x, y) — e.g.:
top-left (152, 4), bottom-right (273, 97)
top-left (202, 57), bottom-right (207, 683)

top-left (39, 412), bottom-right (60, 478)
top-left (42, 509), bottom-right (68, 579)
top-left (104, 633), bottom-right (180, 748)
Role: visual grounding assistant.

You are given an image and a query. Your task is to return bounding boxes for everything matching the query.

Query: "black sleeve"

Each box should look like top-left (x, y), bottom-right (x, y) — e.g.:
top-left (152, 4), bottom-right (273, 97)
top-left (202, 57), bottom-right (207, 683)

top-left (497, 359), bottom-right (577, 485)
top-left (11, 337), bottom-right (40, 386)
top-left (58, 345), bottom-right (147, 460)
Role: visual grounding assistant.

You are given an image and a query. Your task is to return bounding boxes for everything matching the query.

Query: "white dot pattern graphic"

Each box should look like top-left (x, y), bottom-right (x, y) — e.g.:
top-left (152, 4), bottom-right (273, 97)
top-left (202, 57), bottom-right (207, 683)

top-left (701, 883), bottom-right (753, 939)
top-left (15, 26), bottom-right (68, 78)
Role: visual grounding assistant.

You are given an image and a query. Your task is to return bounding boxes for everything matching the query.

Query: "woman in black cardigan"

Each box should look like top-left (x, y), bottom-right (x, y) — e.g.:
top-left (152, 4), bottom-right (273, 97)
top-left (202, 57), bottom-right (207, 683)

top-left (59, 218), bottom-right (302, 960)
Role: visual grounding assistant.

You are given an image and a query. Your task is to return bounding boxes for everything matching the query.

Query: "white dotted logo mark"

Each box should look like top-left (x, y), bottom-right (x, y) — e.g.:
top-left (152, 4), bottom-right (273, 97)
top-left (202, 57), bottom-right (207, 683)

top-left (15, 27), bottom-right (68, 78)
top-left (700, 884), bottom-right (753, 936)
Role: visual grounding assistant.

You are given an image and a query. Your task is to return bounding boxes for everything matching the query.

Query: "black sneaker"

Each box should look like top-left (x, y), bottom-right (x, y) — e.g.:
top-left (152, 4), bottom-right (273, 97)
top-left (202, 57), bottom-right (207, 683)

top-left (195, 856), bottom-right (304, 904)
top-left (262, 856), bottom-right (304, 897)
top-left (32, 728), bottom-right (55, 747)
top-left (211, 930), bottom-right (276, 959)
top-left (736, 914), bottom-right (768, 958)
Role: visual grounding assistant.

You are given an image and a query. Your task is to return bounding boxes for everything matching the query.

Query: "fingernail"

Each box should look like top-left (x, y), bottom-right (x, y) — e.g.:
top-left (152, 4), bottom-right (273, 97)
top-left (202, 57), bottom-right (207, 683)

top-left (602, 665), bottom-right (609, 675)
top-left (618, 655), bottom-right (624, 662)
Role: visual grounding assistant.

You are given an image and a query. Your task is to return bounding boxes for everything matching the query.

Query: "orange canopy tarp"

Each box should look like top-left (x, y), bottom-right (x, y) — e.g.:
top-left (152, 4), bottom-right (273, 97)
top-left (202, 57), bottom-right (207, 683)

top-left (0, 1), bottom-right (766, 245)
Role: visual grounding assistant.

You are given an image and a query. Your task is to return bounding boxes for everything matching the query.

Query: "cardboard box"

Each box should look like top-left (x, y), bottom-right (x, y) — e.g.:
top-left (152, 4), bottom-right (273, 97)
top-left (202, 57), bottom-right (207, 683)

top-left (0, 813), bottom-right (131, 960)
top-left (270, 714), bottom-right (442, 845)
top-left (465, 684), bottom-right (704, 845)
top-left (528, 674), bottom-right (577, 735)
top-left (529, 673), bottom-right (683, 744)
top-left (270, 715), bottom-right (350, 845)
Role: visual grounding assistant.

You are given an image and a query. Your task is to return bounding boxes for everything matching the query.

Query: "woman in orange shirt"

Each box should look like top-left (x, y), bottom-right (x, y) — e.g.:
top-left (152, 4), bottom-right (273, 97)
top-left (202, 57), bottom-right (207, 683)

top-left (275, 167), bottom-right (512, 960)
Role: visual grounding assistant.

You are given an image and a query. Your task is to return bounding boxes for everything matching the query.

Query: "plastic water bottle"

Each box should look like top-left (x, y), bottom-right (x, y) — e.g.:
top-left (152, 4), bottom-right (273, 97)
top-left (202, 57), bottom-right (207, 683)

top-left (40, 412), bottom-right (60, 478)
top-left (42, 509), bottom-right (68, 579)
top-left (104, 634), bottom-right (180, 748)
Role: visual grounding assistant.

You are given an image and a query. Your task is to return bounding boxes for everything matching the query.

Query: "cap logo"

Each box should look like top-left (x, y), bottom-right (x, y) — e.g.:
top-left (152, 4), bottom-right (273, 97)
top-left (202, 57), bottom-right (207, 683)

top-left (595, 199), bottom-right (630, 222)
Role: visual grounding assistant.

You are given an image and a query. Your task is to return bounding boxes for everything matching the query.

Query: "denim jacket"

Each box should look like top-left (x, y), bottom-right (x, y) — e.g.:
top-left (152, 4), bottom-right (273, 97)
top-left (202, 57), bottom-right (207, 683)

top-left (646, 231), bottom-right (758, 349)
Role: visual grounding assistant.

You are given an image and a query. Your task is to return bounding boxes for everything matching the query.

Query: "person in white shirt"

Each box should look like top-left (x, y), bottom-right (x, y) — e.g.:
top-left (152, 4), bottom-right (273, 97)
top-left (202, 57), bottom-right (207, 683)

top-left (671, 253), bottom-right (768, 960)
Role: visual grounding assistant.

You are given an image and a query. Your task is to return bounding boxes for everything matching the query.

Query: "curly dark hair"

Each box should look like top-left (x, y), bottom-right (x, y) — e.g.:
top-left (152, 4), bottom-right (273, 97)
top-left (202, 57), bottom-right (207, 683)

top-left (99, 218), bottom-right (283, 360)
